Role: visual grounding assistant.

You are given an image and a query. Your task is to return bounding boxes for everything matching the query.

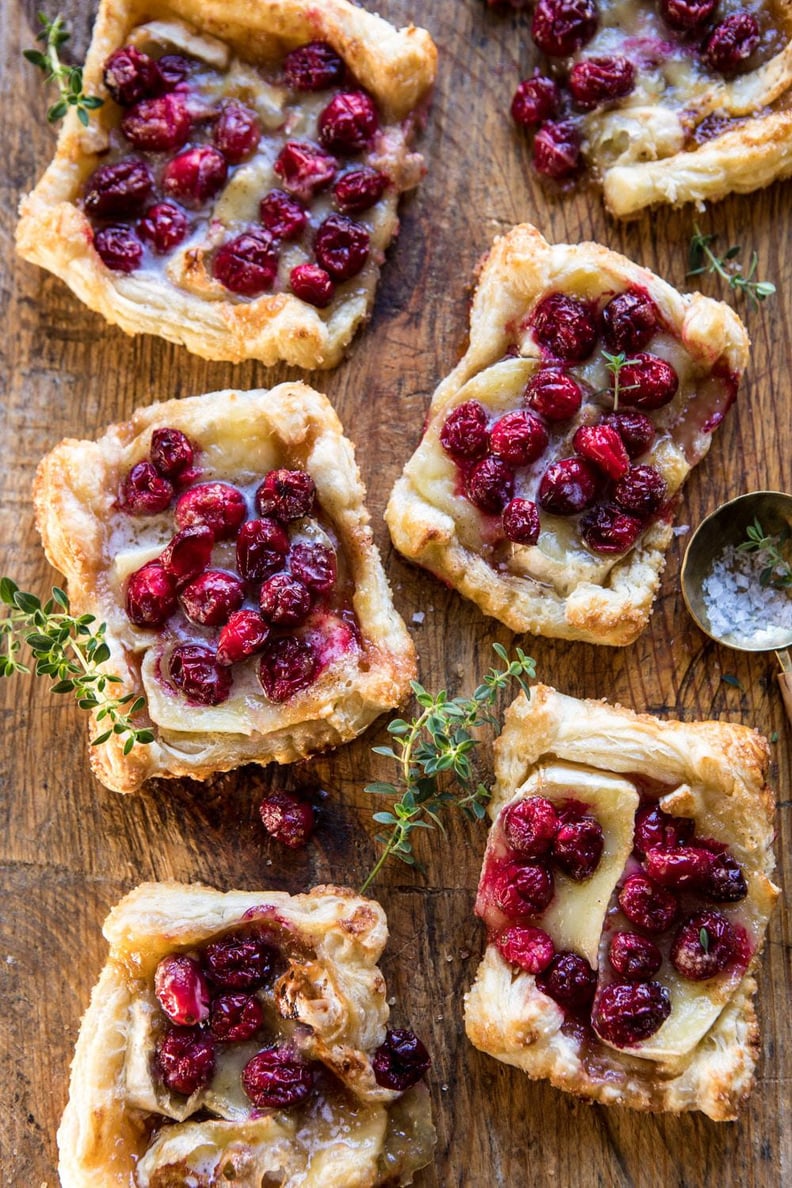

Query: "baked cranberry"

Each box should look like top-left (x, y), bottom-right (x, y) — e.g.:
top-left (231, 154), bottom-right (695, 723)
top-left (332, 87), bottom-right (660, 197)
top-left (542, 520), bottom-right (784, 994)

top-left (121, 93), bottom-right (191, 151)
top-left (373, 1029), bottom-right (431, 1091)
top-left (168, 644), bottom-right (232, 705)
top-left (216, 610), bottom-right (270, 667)
top-left (103, 45), bottom-right (161, 106)
top-left (634, 804), bottom-right (695, 855)
top-left (333, 166), bottom-right (388, 213)
top-left (259, 573), bottom-right (312, 626)
top-left (175, 482), bottom-right (247, 540)
top-left (593, 981), bottom-right (671, 1046)
top-left (94, 225), bottom-right (143, 273)
top-left (511, 74), bottom-right (560, 128)
top-left (163, 146), bottom-right (228, 206)
top-left (259, 635), bottom-right (318, 701)
top-left (553, 816), bottom-right (604, 880)
top-left (569, 56), bottom-right (635, 110)
top-left (150, 427), bottom-right (194, 480)
top-left (601, 289), bottom-right (658, 354)
top-left (536, 951), bottom-right (597, 1009)
top-left (618, 873), bottom-right (678, 933)
top-left (608, 932), bottom-right (662, 980)
top-left (256, 470), bottom-right (316, 522)
top-left (496, 926), bottom-right (555, 973)
top-left (495, 859), bottom-right (555, 918)
top-left (260, 189), bottom-right (307, 240)
top-left (502, 797), bottom-right (559, 858)
top-left (259, 790), bottom-right (316, 848)
top-left (538, 458), bottom-right (598, 516)
top-left (660, 0), bottom-right (717, 31)
top-left (531, 294), bottom-right (597, 363)
top-left (126, 562), bottom-right (177, 627)
top-left (157, 54), bottom-right (191, 90)
top-left (283, 41), bottom-right (346, 91)
top-left (314, 214), bottom-right (370, 281)
top-left (573, 424), bottom-right (630, 480)
top-left (213, 101), bottom-right (260, 162)
top-left (160, 526), bottom-right (214, 587)
top-left (613, 465), bottom-right (667, 518)
top-left (580, 504), bottom-right (643, 554)
top-left (531, 0), bottom-right (599, 56)
top-left (289, 542), bottom-right (336, 594)
top-left (203, 932), bottom-right (275, 989)
top-left (138, 202), bottom-right (189, 254)
top-left (236, 518), bottom-right (290, 582)
top-left (440, 401), bottom-right (490, 459)
top-left (319, 91), bottom-right (379, 153)
top-left (242, 1047), bottom-right (314, 1108)
top-left (213, 231), bottom-right (280, 296)
top-left (490, 410), bottom-right (548, 466)
top-left (466, 456), bottom-right (514, 513)
top-left (290, 263), bottom-right (336, 308)
top-left (524, 368), bottom-right (583, 421)
top-left (155, 1025), bottom-right (215, 1096)
top-left (210, 993), bottom-right (265, 1042)
top-left (603, 410), bottom-right (655, 459)
top-left (155, 954), bottom-right (210, 1026)
top-left (671, 910), bottom-right (739, 980)
top-left (120, 461), bottom-right (173, 514)
top-left (617, 354), bottom-right (678, 410)
top-left (503, 498), bottom-right (541, 545)
top-left (273, 140), bottom-right (337, 202)
top-left (705, 853), bottom-right (748, 903)
top-left (644, 845), bottom-right (717, 889)
top-left (533, 120), bottom-right (582, 180)
top-left (83, 158), bottom-right (153, 217)
top-left (180, 570), bottom-right (244, 627)
top-left (703, 14), bottom-right (759, 75)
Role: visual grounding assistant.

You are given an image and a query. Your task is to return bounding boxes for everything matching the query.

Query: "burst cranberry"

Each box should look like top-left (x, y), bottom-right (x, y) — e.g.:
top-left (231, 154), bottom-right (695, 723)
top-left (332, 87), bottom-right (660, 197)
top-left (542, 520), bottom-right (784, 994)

top-left (155, 1025), bottom-right (215, 1096)
top-left (103, 46), bottom-right (161, 107)
top-left (158, 54), bottom-right (191, 89)
top-left (533, 120), bottom-right (582, 180)
top-left (150, 427), bottom-right (194, 480)
top-left (634, 804), bottom-right (695, 855)
top-left (671, 910), bottom-right (739, 980)
top-left (495, 859), bottom-right (555, 918)
top-left (273, 141), bottom-right (337, 202)
top-left (553, 816), bottom-right (604, 880)
top-left (259, 635), bottom-right (318, 701)
top-left (569, 56), bottom-right (635, 110)
top-left (502, 797), bottom-right (559, 858)
top-left (703, 14), bottom-right (759, 74)
top-left (290, 263), bottom-right (335, 307)
top-left (138, 202), bottom-right (189, 254)
top-left (259, 573), bottom-right (312, 626)
top-left (242, 1047), bottom-right (314, 1108)
top-left (593, 981), bottom-right (671, 1047)
top-left (613, 465), bottom-right (667, 518)
top-left (126, 562), bottom-right (177, 627)
top-left (660, 0), bottom-right (717, 31)
top-left (214, 231), bottom-right (280, 296)
top-left (465, 456), bottom-right (514, 513)
top-left (601, 289), bottom-right (658, 354)
top-left (525, 368), bottom-right (583, 421)
top-left (260, 189), bottom-right (307, 240)
top-left (490, 410), bottom-right (548, 466)
top-left (705, 853), bottom-right (748, 903)
top-left (496, 926), bottom-right (555, 973)
top-left (609, 932), bottom-right (663, 980)
top-left (511, 74), bottom-right (560, 128)
top-left (155, 954), bottom-right (210, 1026)
top-left (603, 410), bottom-right (655, 459)
top-left (83, 157), bottom-right (153, 217)
top-left (175, 482), bottom-right (247, 540)
top-left (210, 993), bottom-right (265, 1042)
top-left (94, 225), bottom-right (143, 273)
top-left (163, 146), bottom-right (228, 206)
top-left (168, 644), bottom-right (232, 705)
top-left (120, 461), bottom-right (173, 514)
top-left (160, 526), bottom-right (214, 587)
top-left (319, 91), bottom-right (379, 153)
top-left (203, 932), bottom-right (275, 989)
top-left (617, 354), bottom-right (678, 410)
top-left (440, 401), bottom-right (490, 459)
top-left (213, 101), bottom-right (260, 162)
top-left (180, 570), bottom-right (244, 626)
top-left (536, 951), bottom-right (597, 1009)
top-left (289, 542), bottom-right (336, 594)
top-left (314, 214), bottom-right (370, 281)
top-left (256, 470), bottom-right (316, 522)
top-left (333, 166), bottom-right (388, 213)
top-left (236, 518), bottom-right (290, 582)
top-left (121, 93), bottom-right (191, 151)
top-left (644, 845), bottom-right (717, 889)
top-left (618, 873), bottom-right (678, 933)
top-left (216, 610), bottom-right (270, 667)
top-left (283, 40), bottom-right (346, 91)
top-left (259, 790), bottom-right (316, 848)
top-left (573, 424), bottom-right (630, 480)
top-left (503, 498), bottom-right (541, 545)
top-left (532, 293), bottom-right (597, 362)
top-left (373, 1029), bottom-right (431, 1091)
top-left (531, 0), bottom-right (598, 56)
top-left (538, 458), bottom-right (598, 516)
top-left (580, 504), bottom-right (643, 554)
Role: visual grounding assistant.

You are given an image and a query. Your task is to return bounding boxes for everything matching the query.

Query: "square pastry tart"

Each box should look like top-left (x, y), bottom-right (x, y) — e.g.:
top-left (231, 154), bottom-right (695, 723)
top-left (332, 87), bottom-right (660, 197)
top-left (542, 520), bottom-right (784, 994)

top-left (16, 0), bottom-right (436, 368)
top-left (464, 684), bottom-right (779, 1120)
top-left (512, 0), bottom-right (792, 216)
top-left (386, 223), bottom-right (750, 645)
top-left (34, 385), bottom-right (416, 794)
top-left (57, 882), bottom-right (435, 1187)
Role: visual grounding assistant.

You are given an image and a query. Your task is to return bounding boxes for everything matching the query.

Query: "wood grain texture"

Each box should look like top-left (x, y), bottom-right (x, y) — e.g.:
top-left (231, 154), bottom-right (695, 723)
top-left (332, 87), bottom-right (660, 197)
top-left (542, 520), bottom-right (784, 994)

top-left (1, 1), bottom-right (790, 1184)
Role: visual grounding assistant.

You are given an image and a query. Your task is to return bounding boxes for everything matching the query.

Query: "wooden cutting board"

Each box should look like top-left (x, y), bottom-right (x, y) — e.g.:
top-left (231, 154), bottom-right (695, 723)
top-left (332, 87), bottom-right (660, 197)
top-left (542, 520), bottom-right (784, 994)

top-left (1, 1), bottom-right (790, 1184)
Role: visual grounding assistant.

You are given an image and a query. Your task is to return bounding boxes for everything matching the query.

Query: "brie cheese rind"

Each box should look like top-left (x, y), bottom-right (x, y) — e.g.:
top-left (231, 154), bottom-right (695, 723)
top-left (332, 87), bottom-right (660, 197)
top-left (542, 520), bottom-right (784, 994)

top-left (57, 882), bottom-right (436, 1188)
top-left (464, 684), bottom-right (779, 1120)
top-left (33, 385), bottom-right (416, 794)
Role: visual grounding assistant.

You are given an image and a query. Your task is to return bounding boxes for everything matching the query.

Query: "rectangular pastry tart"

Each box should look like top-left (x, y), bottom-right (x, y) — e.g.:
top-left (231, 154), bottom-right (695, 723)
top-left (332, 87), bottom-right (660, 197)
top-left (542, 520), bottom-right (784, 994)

top-left (386, 222), bottom-right (750, 645)
top-left (57, 882), bottom-right (435, 1186)
top-left (34, 385), bottom-right (416, 794)
top-left (16, 0), bottom-right (436, 368)
top-left (464, 684), bottom-right (779, 1120)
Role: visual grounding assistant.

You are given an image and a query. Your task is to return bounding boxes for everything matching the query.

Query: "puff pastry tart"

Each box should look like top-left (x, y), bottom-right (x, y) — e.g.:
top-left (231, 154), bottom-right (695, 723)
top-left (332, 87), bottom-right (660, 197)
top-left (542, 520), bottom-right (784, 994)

top-left (57, 882), bottom-right (435, 1187)
top-left (509, 0), bottom-right (792, 216)
top-left (464, 684), bottom-right (779, 1119)
top-left (16, 0), bottom-right (436, 368)
top-left (386, 223), bottom-right (749, 645)
top-left (34, 385), bottom-right (416, 794)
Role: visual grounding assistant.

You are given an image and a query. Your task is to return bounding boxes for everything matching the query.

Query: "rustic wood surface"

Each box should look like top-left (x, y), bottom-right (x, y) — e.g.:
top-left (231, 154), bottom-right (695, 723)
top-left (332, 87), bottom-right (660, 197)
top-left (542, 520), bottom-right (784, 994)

top-left (1, 1), bottom-right (790, 1184)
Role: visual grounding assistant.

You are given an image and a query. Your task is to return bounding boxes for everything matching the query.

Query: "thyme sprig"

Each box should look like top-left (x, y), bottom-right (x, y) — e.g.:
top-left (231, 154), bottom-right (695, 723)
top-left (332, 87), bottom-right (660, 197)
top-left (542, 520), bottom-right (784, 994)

top-left (23, 12), bottom-right (104, 126)
top-left (0, 578), bottom-right (153, 754)
top-left (736, 518), bottom-right (792, 590)
top-left (601, 350), bottom-right (640, 412)
top-left (687, 224), bottom-right (776, 309)
top-left (359, 644), bottom-right (536, 893)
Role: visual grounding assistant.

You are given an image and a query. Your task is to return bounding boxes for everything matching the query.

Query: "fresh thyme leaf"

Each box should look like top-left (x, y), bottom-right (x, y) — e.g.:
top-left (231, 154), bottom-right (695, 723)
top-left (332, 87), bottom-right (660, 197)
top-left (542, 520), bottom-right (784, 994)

top-left (721, 673), bottom-right (744, 691)
top-left (23, 12), bottom-right (104, 126)
top-left (699, 927), bottom-right (710, 953)
top-left (770, 731), bottom-right (779, 744)
top-left (599, 350), bottom-right (640, 412)
top-left (736, 517), bottom-right (792, 590)
top-left (687, 224), bottom-right (776, 310)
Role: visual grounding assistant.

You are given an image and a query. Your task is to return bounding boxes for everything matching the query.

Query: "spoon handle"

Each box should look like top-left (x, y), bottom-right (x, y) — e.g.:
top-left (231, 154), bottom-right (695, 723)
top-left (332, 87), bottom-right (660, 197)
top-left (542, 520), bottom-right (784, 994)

top-left (778, 671), bottom-right (792, 729)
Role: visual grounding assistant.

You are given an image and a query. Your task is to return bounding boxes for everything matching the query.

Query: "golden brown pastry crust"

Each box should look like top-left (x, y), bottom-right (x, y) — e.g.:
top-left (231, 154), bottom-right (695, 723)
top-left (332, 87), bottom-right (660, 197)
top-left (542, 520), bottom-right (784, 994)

top-left (386, 223), bottom-right (750, 646)
top-left (34, 384), bottom-right (417, 794)
top-left (16, 0), bottom-right (437, 368)
top-left (464, 684), bottom-right (780, 1120)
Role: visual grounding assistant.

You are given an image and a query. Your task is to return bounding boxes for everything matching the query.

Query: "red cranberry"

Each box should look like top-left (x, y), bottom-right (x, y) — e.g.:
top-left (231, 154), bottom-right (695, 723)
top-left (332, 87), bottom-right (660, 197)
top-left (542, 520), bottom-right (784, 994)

top-left (511, 74), bottom-right (560, 128)
top-left (531, 0), bottom-right (599, 56)
top-left (333, 166), bottom-right (388, 213)
top-left (465, 456), bottom-right (514, 514)
top-left (259, 573), bottom-right (312, 626)
top-left (634, 804), bottom-right (695, 855)
top-left (503, 498), bottom-right (541, 545)
top-left (216, 610), bottom-right (270, 667)
top-left (569, 56), bottom-right (635, 110)
top-left (440, 401), bottom-right (490, 459)
top-left (121, 93), bottom-right (191, 151)
top-left (210, 992), bottom-right (265, 1042)
top-left (552, 816), bottom-right (604, 881)
top-left (580, 504), bottom-right (643, 554)
top-left (496, 926), bottom-right (555, 974)
top-left (155, 1026), bottom-right (215, 1096)
top-left (703, 14), bottom-right (759, 75)
top-left (283, 41), bottom-right (346, 91)
top-left (157, 55), bottom-right (191, 90)
top-left (536, 951), bottom-right (597, 1009)
top-left (318, 91), bottom-right (379, 153)
top-left (524, 368), bottom-right (583, 421)
top-left (168, 645), bottom-right (232, 706)
top-left (154, 954), bottom-right (210, 1026)
top-left (175, 482), bottom-right (247, 540)
top-left (372, 1029), bottom-right (431, 1091)
top-left (236, 518), bottom-right (290, 582)
top-left (213, 231), bottom-right (280, 297)
top-left (705, 853), bottom-right (748, 903)
top-left (617, 354), bottom-right (678, 410)
top-left (601, 289), bottom-right (658, 354)
top-left (150, 427), bottom-right (194, 480)
top-left (495, 859), bottom-right (555, 918)
top-left (531, 294), bottom-right (597, 363)
top-left (538, 458), bottom-right (598, 516)
top-left (490, 410), bottom-right (549, 466)
top-left (273, 140), bottom-right (337, 202)
top-left (259, 635), bottom-right (318, 701)
top-left (289, 542), bottom-right (336, 594)
top-left (573, 424), bottom-right (630, 480)
top-left (83, 158), bottom-right (153, 217)
top-left (314, 214), bottom-right (370, 281)
top-left (603, 410), bottom-right (655, 459)
top-left (120, 461), bottom-right (173, 514)
top-left (256, 470), bottom-right (316, 522)
top-left (260, 189), bottom-right (307, 240)
top-left (618, 873), bottom-right (678, 934)
top-left (644, 845), bottom-right (717, 889)
top-left (203, 932), bottom-right (275, 989)
top-left (502, 797), bottom-right (559, 858)
top-left (213, 101), bottom-right (260, 162)
top-left (126, 562), bottom-right (177, 627)
top-left (94, 225), bottom-right (143, 273)
top-left (163, 146), bottom-right (228, 206)
top-left (613, 465), bottom-right (667, 518)
top-left (242, 1047), bottom-right (314, 1108)
top-left (660, 0), bottom-right (717, 31)
top-left (259, 790), bottom-right (316, 848)
top-left (593, 981), bottom-right (671, 1046)
top-left (533, 120), bottom-right (582, 180)
top-left (290, 263), bottom-right (336, 308)
top-left (671, 910), bottom-right (739, 980)
top-left (103, 45), bottom-right (161, 106)
top-left (138, 202), bottom-right (189, 254)
top-left (180, 570), bottom-right (244, 627)
top-left (608, 932), bottom-right (663, 980)
top-left (160, 526), bottom-right (214, 587)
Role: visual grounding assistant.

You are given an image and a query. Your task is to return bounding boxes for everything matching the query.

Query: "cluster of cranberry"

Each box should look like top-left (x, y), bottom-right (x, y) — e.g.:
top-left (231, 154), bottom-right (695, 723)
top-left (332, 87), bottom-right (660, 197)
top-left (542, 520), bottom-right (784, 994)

top-left (440, 286), bottom-right (672, 555)
top-left (120, 426), bottom-right (348, 707)
top-left (83, 38), bottom-right (387, 306)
